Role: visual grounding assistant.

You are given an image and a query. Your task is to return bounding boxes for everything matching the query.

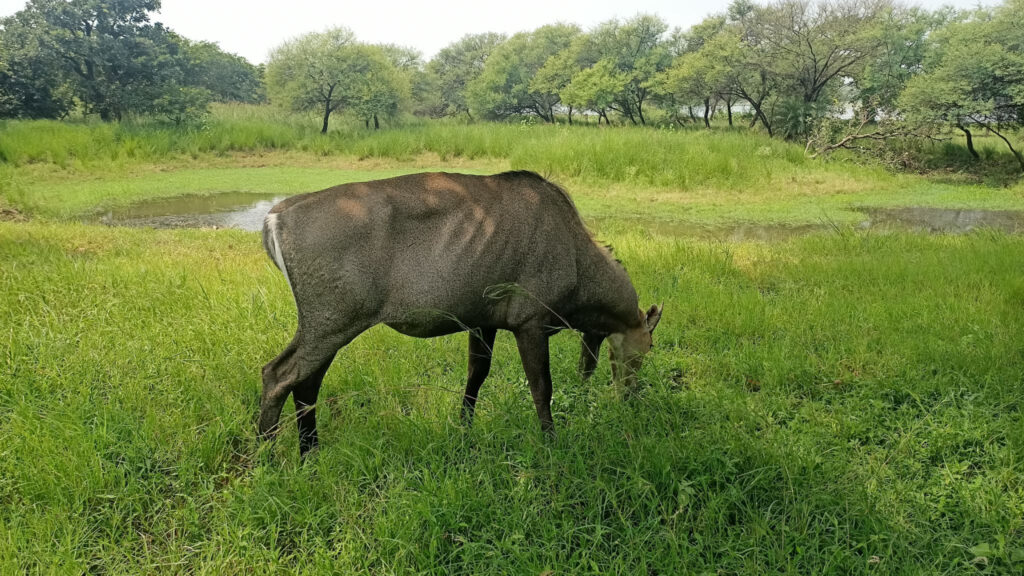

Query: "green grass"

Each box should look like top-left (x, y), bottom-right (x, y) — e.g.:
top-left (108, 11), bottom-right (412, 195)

top-left (3, 165), bottom-right (488, 218)
top-left (3, 107), bottom-right (1023, 226)
top-left (2, 113), bottom-right (1024, 573)
top-left (2, 223), bottom-right (1023, 573)
top-left (5, 156), bottom-right (1024, 225)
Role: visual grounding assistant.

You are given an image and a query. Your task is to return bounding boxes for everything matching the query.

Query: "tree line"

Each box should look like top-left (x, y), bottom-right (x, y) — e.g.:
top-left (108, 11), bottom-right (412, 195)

top-left (2, 0), bottom-right (1022, 168)
top-left (0, 0), bottom-right (264, 123)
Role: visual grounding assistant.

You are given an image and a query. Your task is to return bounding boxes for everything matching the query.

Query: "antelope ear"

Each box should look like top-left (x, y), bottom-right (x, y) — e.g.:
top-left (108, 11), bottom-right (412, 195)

top-left (645, 304), bottom-right (663, 333)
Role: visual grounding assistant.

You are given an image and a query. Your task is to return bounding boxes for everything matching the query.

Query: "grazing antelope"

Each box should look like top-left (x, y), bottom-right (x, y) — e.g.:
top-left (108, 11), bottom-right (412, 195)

top-left (260, 171), bottom-right (662, 455)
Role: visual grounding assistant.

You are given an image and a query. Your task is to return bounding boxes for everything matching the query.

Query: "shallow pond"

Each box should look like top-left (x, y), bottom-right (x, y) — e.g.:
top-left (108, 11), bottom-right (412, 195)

top-left (91, 193), bottom-right (287, 231)
top-left (90, 193), bottom-right (1024, 239)
top-left (862, 206), bottom-right (1024, 234)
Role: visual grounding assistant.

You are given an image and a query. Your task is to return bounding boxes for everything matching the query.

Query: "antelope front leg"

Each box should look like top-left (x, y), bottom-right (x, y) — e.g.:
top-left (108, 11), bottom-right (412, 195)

top-left (513, 327), bottom-right (554, 435)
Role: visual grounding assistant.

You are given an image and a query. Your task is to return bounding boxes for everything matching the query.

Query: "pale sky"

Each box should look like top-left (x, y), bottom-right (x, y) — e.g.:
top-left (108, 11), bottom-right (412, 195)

top-left (0, 0), bottom-right (998, 64)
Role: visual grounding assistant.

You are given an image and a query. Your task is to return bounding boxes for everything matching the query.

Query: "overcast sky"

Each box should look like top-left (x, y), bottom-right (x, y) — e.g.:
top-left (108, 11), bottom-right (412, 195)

top-left (0, 0), bottom-right (998, 64)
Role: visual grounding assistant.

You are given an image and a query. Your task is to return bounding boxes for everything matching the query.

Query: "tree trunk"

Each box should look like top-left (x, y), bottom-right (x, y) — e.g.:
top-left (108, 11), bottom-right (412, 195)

top-left (617, 104), bottom-right (636, 125)
top-left (321, 103), bottom-right (332, 134)
top-left (373, 114), bottom-right (380, 130)
top-left (703, 98), bottom-right (711, 129)
top-left (687, 106), bottom-right (696, 123)
top-left (97, 97), bottom-right (114, 122)
top-left (749, 101), bottom-right (773, 137)
top-left (761, 111), bottom-right (774, 137)
top-left (568, 106), bottom-right (573, 126)
top-left (727, 101), bottom-right (733, 126)
top-left (321, 87), bottom-right (335, 134)
top-left (465, 109), bottom-right (473, 122)
top-left (982, 122), bottom-right (1024, 171)
top-left (957, 123), bottom-right (979, 159)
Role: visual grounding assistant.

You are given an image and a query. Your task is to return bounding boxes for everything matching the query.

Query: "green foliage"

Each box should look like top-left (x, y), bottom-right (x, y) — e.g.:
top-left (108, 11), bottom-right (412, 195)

top-left (428, 33), bottom-right (506, 119)
top-left (900, 0), bottom-right (1024, 169)
top-left (530, 46), bottom-right (582, 114)
top-left (560, 60), bottom-right (628, 124)
top-left (587, 14), bottom-right (672, 125)
top-left (0, 8), bottom-right (73, 118)
top-left (30, 0), bottom-right (175, 121)
top-left (350, 46), bottom-right (411, 127)
top-left (0, 0), bottom-right (265, 122)
top-left (0, 117), bottom-right (815, 193)
top-left (857, 6), bottom-right (952, 112)
top-left (2, 0), bottom-right (1024, 175)
top-left (655, 49), bottom-right (717, 126)
top-left (467, 24), bottom-right (580, 122)
top-left (177, 37), bottom-right (265, 104)
top-left (153, 85), bottom-right (212, 127)
top-left (265, 27), bottom-right (357, 128)
top-left (266, 29), bottom-right (410, 132)
top-left (691, 26), bottom-right (780, 134)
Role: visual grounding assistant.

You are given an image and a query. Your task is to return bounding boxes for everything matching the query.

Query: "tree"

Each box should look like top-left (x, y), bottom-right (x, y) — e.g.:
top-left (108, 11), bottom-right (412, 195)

top-left (657, 50), bottom-right (718, 127)
top-left (701, 28), bottom-right (781, 135)
top-left (408, 68), bottom-right (442, 117)
top-left (153, 85), bottom-right (212, 126)
top-left (265, 28), bottom-right (360, 133)
top-left (0, 0), bottom-right (265, 121)
top-left (531, 42), bottom-right (585, 123)
top-left (28, 0), bottom-right (178, 120)
top-left (856, 5), bottom-right (951, 115)
top-left (0, 9), bottom-right (72, 118)
top-left (654, 15), bottom-right (727, 127)
top-left (899, 0), bottom-right (1024, 170)
top-left (742, 0), bottom-right (889, 138)
top-left (467, 24), bottom-right (579, 122)
top-left (559, 59), bottom-right (627, 124)
top-left (428, 33), bottom-right (505, 119)
top-left (350, 45), bottom-right (410, 129)
top-left (588, 14), bottom-right (672, 125)
top-left (177, 37), bottom-right (264, 103)
top-left (377, 43), bottom-right (437, 119)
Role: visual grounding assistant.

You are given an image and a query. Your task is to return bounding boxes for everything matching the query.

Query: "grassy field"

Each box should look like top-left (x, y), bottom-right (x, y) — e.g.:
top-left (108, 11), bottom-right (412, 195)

top-left (3, 105), bottom-right (1024, 225)
top-left (2, 115), bottom-right (1024, 574)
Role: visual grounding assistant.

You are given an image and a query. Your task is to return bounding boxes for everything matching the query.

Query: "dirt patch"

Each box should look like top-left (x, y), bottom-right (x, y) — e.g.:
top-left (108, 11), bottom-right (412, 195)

top-left (0, 206), bottom-right (28, 222)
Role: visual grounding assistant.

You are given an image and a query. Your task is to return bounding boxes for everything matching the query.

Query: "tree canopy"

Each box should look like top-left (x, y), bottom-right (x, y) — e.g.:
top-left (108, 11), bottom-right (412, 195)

top-left (3, 0), bottom-right (1024, 171)
top-left (0, 0), bottom-right (263, 121)
top-left (265, 29), bottom-right (411, 132)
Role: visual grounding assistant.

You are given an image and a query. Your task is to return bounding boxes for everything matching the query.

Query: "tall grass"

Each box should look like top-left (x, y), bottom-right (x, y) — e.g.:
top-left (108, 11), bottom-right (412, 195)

top-left (0, 105), bottom-right (840, 192)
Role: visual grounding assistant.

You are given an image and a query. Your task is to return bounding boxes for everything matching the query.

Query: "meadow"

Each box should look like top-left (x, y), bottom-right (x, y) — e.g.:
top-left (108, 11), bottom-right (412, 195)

top-left (2, 110), bottom-right (1024, 574)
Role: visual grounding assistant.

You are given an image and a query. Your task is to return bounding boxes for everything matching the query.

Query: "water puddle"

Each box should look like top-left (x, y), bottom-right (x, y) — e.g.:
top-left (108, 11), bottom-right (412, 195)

top-left (588, 218), bottom-right (829, 242)
top-left (593, 207), bottom-right (1024, 241)
top-left (91, 193), bottom-right (1024, 239)
top-left (861, 206), bottom-right (1024, 234)
top-left (91, 192), bottom-right (286, 231)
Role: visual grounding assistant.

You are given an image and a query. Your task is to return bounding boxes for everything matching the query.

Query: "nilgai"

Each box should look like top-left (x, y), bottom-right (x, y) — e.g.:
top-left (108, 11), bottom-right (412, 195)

top-left (260, 171), bottom-right (662, 455)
